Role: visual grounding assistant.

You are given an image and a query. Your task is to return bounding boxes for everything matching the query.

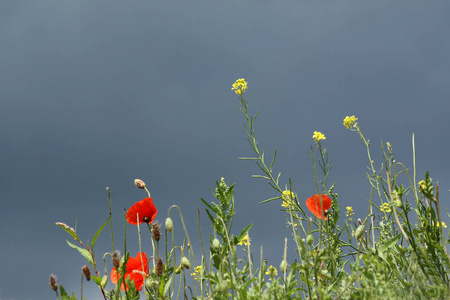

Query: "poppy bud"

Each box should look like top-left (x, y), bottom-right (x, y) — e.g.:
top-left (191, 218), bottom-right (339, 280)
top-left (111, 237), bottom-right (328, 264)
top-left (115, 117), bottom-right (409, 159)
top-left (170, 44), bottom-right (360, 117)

top-left (152, 222), bottom-right (161, 241)
top-left (392, 191), bottom-right (402, 207)
top-left (181, 256), bottom-right (190, 269)
top-left (82, 265), bottom-right (91, 281)
top-left (220, 281), bottom-right (229, 294)
top-left (175, 265), bottom-right (182, 274)
top-left (101, 275), bottom-right (108, 289)
top-left (280, 260), bottom-right (288, 273)
top-left (146, 278), bottom-right (157, 289)
top-left (355, 225), bottom-right (365, 240)
top-left (134, 179), bottom-right (146, 189)
top-left (306, 234), bottom-right (314, 245)
top-left (212, 238), bottom-right (221, 251)
top-left (49, 274), bottom-right (58, 291)
top-left (165, 217), bottom-right (173, 232)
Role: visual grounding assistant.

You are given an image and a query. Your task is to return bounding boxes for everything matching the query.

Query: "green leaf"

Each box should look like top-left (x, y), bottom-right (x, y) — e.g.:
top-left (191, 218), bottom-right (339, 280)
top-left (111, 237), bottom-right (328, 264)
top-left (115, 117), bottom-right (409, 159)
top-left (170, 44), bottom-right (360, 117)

top-left (163, 277), bottom-right (173, 295)
top-left (66, 240), bottom-right (93, 266)
top-left (90, 216), bottom-right (111, 251)
top-left (200, 198), bottom-right (216, 213)
top-left (92, 275), bottom-right (102, 286)
top-left (60, 285), bottom-right (77, 300)
top-left (236, 224), bottom-right (253, 242)
top-left (379, 233), bottom-right (402, 253)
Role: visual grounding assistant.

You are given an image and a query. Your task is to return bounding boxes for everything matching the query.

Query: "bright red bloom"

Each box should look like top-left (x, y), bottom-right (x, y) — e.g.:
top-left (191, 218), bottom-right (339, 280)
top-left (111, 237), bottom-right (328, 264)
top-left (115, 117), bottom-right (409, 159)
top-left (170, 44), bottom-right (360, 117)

top-left (126, 197), bottom-right (158, 225)
top-left (111, 252), bottom-right (148, 291)
top-left (306, 194), bottom-right (332, 220)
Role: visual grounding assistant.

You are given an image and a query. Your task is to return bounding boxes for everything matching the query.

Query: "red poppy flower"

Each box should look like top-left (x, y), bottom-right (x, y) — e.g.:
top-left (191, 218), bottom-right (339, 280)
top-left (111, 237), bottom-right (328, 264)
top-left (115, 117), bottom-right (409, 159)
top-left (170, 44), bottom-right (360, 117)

top-left (126, 197), bottom-right (158, 225)
top-left (306, 194), bottom-right (332, 220)
top-left (111, 252), bottom-right (148, 291)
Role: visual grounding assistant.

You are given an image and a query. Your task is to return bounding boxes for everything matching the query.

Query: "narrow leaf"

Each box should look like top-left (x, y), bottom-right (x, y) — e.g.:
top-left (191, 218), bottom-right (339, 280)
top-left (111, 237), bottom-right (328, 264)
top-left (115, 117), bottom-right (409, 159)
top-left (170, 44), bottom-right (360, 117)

top-left (91, 216), bottom-right (111, 251)
top-left (66, 240), bottom-right (93, 266)
top-left (236, 224), bottom-right (253, 242)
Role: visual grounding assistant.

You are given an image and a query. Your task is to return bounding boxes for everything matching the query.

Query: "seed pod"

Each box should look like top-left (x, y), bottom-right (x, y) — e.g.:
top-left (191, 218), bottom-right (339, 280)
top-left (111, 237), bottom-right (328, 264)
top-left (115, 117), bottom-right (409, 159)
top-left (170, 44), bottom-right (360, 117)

top-left (82, 265), bottom-right (91, 281)
top-left (112, 250), bottom-right (121, 268)
top-left (152, 222), bottom-right (160, 241)
top-left (156, 257), bottom-right (164, 276)
top-left (49, 274), bottom-right (58, 291)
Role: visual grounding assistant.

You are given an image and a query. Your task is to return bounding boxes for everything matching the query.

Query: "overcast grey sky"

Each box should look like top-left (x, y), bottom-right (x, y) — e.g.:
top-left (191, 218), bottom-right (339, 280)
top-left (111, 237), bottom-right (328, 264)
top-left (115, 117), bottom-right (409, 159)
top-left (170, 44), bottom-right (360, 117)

top-left (1, 1), bottom-right (450, 299)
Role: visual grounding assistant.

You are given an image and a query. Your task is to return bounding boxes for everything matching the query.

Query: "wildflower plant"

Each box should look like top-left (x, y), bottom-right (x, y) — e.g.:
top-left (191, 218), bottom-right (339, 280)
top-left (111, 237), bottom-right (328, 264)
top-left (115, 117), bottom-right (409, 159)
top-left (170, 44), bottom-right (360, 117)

top-left (50, 79), bottom-right (450, 300)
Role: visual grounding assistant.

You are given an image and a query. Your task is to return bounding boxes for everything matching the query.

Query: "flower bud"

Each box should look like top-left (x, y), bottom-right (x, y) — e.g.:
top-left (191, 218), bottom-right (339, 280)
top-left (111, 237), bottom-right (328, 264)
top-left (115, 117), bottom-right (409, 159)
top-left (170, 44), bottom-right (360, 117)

top-left (146, 278), bottom-right (157, 289)
top-left (181, 256), bottom-right (190, 269)
top-left (212, 238), bottom-right (221, 251)
top-left (165, 217), bottom-right (173, 232)
top-left (134, 179), bottom-right (146, 189)
top-left (220, 281), bottom-right (229, 294)
top-left (306, 234), bottom-right (314, 245)
top-left (355, 225), bottom-right (365, 240)
top-left (82, 265), bottom-right (91, 281)
top-left (392, 191), bottom-right (402, 207)
top-left (280, 260), bottom-right (288, 273)
top-left (101, 275), bottom-right (108, 289)
top-left (175, 265), bottom-right (182, 274)
top-left (49, 274), bottom-right (58, 291)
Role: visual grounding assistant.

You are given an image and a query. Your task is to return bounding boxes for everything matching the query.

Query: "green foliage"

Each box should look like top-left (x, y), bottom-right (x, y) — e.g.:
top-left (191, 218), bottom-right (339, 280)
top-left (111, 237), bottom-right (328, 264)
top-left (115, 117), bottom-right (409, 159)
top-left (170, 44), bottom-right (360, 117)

top-left (51, 82), bottom-right (450, 300)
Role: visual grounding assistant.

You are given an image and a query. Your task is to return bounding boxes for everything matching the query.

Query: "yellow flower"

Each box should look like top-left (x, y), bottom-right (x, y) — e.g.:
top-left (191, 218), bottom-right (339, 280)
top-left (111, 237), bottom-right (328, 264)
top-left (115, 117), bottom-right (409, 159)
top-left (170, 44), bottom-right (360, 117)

top-left (418, 180), bottom-right (426, 190)
top-left (191, 265), bottom-right (203, 282)
top-left (437, 222), bottom-right (447, 228)
top-left (380, 203), bottom-right (391, 213)
top-left (281, 190), bottom-right (295, 208)
top-left (238, 234), bottom-right (250, 246)
top-left (346, 206), bottom-right (354, 218)
top-left (231, 78), bottom-right (248, 95)
top-left (265, 265), bottom-right (278, 276)
top-left (312, 131), bottom-right (326, 142)
top-left (343, 115), bottom-right (358, 129)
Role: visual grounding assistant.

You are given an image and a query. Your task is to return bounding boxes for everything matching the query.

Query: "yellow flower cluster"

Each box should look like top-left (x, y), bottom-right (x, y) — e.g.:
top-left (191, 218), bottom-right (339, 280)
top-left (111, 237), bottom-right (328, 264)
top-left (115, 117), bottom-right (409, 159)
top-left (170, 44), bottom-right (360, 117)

top-left (231, 78), bottom-right (248, 95)
top-left (343, 115), bottom-right (358, 129)
top-left (191, 265), bottom-right (203, 282)
top-left (418, 180), bottom-right (426, 190)
top-left (265, 265), bottom-right (278, 276)
top-left (238, 234), bottom-right (250, 246)
top-left (346, 206), bottom-right (354, 220)
top-left (437, 222), bottom-right (447, 229)
top-left (380, 203), bottom-right (391, 213)
top-left (281, 190), bottom-right (295, 208)
top-left (312, 131), bottom-right (326, 142)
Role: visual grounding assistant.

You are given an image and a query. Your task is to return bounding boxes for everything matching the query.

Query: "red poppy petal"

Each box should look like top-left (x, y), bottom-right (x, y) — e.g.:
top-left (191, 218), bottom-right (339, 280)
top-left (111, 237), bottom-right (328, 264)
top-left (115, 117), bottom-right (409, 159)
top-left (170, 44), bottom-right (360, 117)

top-left (306, 194), bottom-right (332, 220)
top-left (111, 267), bottom-right (118, 284)
top-left (126, 198), bottom-right (158, 225)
